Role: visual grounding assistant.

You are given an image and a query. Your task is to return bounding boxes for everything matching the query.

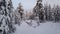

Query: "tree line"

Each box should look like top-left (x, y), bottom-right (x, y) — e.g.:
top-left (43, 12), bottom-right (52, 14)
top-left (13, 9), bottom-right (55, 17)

top-left (32, 0), bottom-right (60, 22)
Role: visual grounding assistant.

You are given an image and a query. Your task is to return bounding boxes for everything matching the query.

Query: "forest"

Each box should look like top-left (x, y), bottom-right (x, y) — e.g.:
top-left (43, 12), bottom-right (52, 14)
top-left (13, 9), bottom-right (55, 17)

top-left (0, 0), bottom-right (60, 34)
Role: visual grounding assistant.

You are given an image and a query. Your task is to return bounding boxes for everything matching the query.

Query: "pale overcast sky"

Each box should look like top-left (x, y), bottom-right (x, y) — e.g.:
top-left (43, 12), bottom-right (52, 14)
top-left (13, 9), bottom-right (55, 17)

top-left (12, 0), bottom-right (60, 10)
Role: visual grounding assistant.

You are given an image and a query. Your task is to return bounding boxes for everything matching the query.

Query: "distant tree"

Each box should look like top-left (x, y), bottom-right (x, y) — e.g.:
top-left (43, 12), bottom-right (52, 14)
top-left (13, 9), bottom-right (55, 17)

top-left (44, 3), bottom-right (49, 20)
top-left (33, 0), bottom-right (44, 22)
top-left (44, 4), bottom-right (54, 21)
top-left (53, 5), bottom-right (60, 22)
top-left (48, 4), bottom-right (53, 21)
top-left (14, 3), bottom-right (24, 25)
top-left (17, 3), bottom-right (24, 20)
top-left (51, 4), bottom-right (56, 21)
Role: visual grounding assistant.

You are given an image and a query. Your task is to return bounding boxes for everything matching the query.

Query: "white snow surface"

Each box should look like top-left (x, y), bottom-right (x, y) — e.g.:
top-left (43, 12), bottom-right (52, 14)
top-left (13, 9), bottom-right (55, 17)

top-left (13, 20), bottom-right (60, 34)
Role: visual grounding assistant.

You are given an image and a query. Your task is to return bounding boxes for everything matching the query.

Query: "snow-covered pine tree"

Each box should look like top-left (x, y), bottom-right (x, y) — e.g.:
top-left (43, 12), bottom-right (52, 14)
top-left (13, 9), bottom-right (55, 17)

top-left (14, 3), bottom-right (24, 25)
top-left (52, 4), bottom-right (56, 21)
top-left (44, 3), bottom-right (49, 21)
top-left (48, 4), bottom-right (52, 21)
top-left (17, 3), bottom-right (24, 20)
top-left (44, 4), bottom-right (54, 21)
top-left (6, 0), bottom-right (16, 33)
top-left (54, 5), bottom-right (60, 22)
top-left (0, 0), bottom-right (8, 34)
top-left (33, 0), bottom-right (44, 22)
top-left (0, 0), bottom-right (15, 34)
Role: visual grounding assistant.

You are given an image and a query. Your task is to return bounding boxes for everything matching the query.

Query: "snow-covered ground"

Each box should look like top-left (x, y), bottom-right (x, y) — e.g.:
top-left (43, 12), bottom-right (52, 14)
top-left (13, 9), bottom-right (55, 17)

top-left (13, 20), bottom-right (60, 34)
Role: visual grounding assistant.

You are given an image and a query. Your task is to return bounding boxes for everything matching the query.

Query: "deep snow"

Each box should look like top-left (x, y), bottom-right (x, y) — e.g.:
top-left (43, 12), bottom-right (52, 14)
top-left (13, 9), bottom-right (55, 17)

top-left (13, 20), bottom-right (60, 34)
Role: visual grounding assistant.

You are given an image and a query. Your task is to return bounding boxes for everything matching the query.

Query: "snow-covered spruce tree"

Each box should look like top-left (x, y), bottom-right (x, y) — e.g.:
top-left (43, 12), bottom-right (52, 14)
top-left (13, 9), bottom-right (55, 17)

top-left (47, 4), bottom-right (53, 21)
top-left (53, 5), bottom-right (60, 22)
top-left (44, 3), bottom-right (49, 21)
top-left (6, 0), bottom-right (16, 33)
top-left (17, 3), bottom-right (24, 20)
top-left (14, 3), bottom-right (24, 25)
top-left (44, 4), bottom-right (54, 21)
top-left (33, 0), bottom-right (44, 22)
top-left (0, 0), bottom-right (15, 34)
top-left (52, 5), bottom-right (56, 21)
top-left (0, 0), bottom-right (8, 34)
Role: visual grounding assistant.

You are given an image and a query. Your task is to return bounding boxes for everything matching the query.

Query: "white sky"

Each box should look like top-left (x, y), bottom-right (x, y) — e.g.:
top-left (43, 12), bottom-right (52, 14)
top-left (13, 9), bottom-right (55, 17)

top-left (12, 0), bottom-right (60, 10)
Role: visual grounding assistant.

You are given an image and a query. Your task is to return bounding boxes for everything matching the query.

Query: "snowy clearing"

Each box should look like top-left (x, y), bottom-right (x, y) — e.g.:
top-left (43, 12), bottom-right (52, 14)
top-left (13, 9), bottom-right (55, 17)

top-left (13, 21), bottom-right (60, 34)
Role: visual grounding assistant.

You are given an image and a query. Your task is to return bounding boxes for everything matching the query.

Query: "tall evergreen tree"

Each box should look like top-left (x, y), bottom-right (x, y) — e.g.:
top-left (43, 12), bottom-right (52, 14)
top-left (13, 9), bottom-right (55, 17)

top-left (44, 3), bottom-right (49, 20)
top-left (17, 3), bottom-right (24, 20)
top-left (48, 4), bottom-right (52, 21)
top-left (44, 4), bottom-right (54, 21)
top-left (54, 5), bottom-right (60, 22)
top-left (14, 3), bottom-right (24, 25)
top-left (0, 0), bottom-right (15, 34)
top-left (33, 0), bottom-right (44, 22)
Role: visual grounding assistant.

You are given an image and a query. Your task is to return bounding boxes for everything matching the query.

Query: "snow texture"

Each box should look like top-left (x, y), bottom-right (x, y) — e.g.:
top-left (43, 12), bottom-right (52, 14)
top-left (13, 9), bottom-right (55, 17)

top-left (13, 21), bottom-right (60, 34)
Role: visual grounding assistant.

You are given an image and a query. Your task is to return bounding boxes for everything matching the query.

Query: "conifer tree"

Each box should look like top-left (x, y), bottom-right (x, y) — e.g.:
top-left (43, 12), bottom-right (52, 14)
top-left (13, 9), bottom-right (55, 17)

top-left (17, 3), bottom-right (24, 20)
top-left (33, 0), bottom-right (44, 22)
top-left (14, 3), bottom-right (24, 25)
top-left (0, 0), bottom-right (15, 34)
top-left (54, 5), bottom-right (60, 22)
